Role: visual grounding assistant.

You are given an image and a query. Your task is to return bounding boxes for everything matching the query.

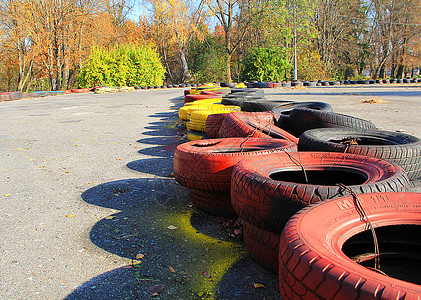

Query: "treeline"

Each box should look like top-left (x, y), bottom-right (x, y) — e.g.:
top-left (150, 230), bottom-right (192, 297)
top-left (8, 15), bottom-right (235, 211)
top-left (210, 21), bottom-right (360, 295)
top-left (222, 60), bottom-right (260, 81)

top-left (0, 0), bottom-right (420, 92)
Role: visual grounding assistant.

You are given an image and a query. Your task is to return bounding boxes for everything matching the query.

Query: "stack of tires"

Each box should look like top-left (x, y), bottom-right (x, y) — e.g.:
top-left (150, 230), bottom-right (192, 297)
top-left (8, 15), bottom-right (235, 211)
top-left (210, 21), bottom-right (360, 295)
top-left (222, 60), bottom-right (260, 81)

top-left (179, 88), bottom-right (244, 141)
top-left (174, 86), bottom-right (421, 298)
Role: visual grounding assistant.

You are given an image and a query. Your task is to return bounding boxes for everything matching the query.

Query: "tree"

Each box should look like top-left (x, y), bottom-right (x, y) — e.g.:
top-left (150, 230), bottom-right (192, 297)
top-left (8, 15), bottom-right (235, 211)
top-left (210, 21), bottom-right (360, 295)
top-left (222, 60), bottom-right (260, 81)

top-left (313, 0), bottom-right (369, 79)
top-left (240, 47), bottom-right (291, 81)
top-left (367, 0), bottom-right (421, 78)
top-left (148, 0), bottom-right (205, 82)
top-left (188, 31), bottom-right (228, 82)
top-left (206, 0), bottom-right (261, 81)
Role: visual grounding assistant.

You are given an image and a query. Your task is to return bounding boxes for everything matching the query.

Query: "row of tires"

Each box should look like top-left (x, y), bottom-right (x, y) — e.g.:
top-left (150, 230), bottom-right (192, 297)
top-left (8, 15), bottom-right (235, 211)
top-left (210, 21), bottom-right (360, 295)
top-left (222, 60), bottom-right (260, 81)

top-left (173, 87), bottom-right (421, 298)
top-left (185, 78), bottom-right (421, 90)
top-left (0, 86), bottom-right (137, 101)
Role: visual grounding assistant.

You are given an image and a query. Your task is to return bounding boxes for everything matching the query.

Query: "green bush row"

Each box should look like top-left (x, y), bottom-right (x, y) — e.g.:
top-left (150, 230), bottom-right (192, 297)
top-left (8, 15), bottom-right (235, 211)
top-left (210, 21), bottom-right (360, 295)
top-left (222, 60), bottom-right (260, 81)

top-left (77, 44), bottom-right (165, 88)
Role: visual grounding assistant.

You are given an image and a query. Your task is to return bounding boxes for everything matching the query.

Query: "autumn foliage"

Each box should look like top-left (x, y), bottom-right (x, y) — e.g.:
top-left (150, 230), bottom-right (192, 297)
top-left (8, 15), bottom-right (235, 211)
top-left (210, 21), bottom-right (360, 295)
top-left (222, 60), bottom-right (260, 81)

top-left (0, 0), bottom-right (420, 92)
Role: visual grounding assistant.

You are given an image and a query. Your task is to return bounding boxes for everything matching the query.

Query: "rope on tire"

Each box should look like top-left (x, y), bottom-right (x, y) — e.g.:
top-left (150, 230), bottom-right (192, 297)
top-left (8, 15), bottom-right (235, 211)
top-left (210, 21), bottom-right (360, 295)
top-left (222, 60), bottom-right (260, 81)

top-left (276, 151), bottom-right (309, 184)
top-left (337, 183), bottom-right (381, 270)
top-left (245, 112), bottom-right (275, 139)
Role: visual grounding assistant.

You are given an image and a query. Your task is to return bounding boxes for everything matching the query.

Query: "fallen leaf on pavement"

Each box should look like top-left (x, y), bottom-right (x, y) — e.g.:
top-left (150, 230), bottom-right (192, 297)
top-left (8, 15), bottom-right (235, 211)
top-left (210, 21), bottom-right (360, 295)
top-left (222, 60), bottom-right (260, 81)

top-left (201, 269), bottom-right (211, 279)
top-left (168, 266), bottom-right (176, 273)
top-left (253, 283), bottom-right (265, 288)
top-left (146, 284), bottom-right (164, 295)
top-left (66, 215), bottom-right (75, 218)
top-left (136, 253), bottom-right (145, 259)
top-left (167, 225), bottom-right (178, 230)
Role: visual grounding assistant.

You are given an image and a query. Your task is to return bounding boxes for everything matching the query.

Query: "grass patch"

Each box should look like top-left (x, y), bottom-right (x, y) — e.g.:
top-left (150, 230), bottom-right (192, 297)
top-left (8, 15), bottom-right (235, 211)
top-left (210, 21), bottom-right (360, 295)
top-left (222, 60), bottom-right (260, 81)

top-left (359, 98), bottom-right (389, 104)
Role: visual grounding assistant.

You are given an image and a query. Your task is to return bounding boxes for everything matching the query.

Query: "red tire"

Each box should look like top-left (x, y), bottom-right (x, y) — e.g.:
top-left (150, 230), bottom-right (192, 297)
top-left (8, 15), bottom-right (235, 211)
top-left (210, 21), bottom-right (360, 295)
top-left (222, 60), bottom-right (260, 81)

top-left (184, 94), bottom-right (221, 103)
top-left (279, 192), bottom-right (421, 299)
top-left (231, 151), bottom-right (409, 234)
top-left (71, 88), bottom-right (91, 93)
top-left (201, 90), bottom-right (226, 95)
top-left (219, 112), bottom-right (299, 143)
top-left (189, 189), bottom-right (236, 217)
top-left (205, 113), bottom-right (228, 138)
top-left (0, 91), bottom-right (23, 101)
top-left (243, 221), bottom-right (280, 274)
top-left (174, 138), bottom-right (297, 192)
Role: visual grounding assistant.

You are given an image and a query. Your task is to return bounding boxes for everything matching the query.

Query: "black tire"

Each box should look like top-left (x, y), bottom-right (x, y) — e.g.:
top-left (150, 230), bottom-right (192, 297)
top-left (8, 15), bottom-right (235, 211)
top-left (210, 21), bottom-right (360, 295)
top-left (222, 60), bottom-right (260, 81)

top-left (221, 97), bottom-right (265, 107)
top-left (255, 82), bottom-right (266, 88)
top-left (230, 88), bottom-right (265, 97)
top-left (221, 98), bottom-right (244, 107)
top-left (223, 93), bottom-right (265, 100)
top-left (271, 102), bottom-right (333, 122)
top-left (303, 81), bottom-right (316, 87)
top-left (288, 108), bottom-right (377, 136)
top-left (298, 128), bottom-right (421, 180)
top-left (241, 100), bottom-right (294, 112)
top-left (220, 82), bottom-right (236, 88)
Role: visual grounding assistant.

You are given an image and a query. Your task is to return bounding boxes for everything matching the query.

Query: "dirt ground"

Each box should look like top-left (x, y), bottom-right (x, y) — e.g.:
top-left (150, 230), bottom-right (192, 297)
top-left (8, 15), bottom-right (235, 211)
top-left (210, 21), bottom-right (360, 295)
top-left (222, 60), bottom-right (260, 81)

top-left (0, 84), bottom-right (420, 299)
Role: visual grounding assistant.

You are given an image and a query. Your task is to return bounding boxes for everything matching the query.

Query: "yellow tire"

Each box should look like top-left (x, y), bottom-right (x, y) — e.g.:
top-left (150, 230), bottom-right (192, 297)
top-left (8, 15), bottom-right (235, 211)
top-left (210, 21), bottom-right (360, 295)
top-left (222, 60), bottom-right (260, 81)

top-left (189, 124), bottom-right (206, 132)
top-left (179, 103), bottom-right (225, 121)
top-left (183, 98), bottom-right (222, 106)
top-left (94, 87), bottom-right (106, 94)
top-left (235, 82), bottom-right (247, 88)
top-left (187, 129), bottom-right (206, 141)
top-left (189, 105), bottom-right (240, 121)
top-left (179, 106), bottom-right (191, 121)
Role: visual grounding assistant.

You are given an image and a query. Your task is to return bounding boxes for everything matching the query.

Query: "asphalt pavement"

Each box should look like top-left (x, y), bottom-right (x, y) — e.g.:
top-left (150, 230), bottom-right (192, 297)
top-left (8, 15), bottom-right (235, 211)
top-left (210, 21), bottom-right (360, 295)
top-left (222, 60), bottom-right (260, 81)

top-left (0, 84), bottom-right (420, 299)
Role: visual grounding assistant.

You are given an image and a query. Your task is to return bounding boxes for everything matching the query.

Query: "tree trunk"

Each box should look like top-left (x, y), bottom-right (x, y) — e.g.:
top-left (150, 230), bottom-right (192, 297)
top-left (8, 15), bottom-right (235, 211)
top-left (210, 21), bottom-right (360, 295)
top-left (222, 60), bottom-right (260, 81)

top-left (226, 52), bottom-right (232, 82)
top-left (180, 47), bottom-right (191, 81)
top-left (396, 65), bottom-right (404, 79)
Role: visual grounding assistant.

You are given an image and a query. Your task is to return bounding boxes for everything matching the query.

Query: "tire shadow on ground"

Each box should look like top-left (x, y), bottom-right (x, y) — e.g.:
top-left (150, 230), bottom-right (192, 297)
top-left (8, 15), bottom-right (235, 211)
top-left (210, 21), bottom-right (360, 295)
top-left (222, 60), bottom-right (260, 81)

top-left (77, 178), bottom-right (279, 299)
top-left (70, 96), bottom-right (280, 299)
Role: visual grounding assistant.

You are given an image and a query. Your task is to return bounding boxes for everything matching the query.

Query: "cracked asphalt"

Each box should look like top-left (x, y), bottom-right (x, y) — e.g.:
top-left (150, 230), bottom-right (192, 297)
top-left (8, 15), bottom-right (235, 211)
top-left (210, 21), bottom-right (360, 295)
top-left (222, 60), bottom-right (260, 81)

top-left (0, 85), bottom-right (420, 299)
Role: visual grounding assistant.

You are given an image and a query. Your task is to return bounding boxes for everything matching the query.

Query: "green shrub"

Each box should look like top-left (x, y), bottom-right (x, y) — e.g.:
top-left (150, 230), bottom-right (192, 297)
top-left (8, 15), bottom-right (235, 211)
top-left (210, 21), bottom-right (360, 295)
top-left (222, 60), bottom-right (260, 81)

top-left (297, 50), bottom-right (329, 81)
top-left (240, 47), bottom-right (291, 82)
top-left (188, 36), bottom-right (228, 83)
top-left (77, 44), bottom-right (165, 87)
